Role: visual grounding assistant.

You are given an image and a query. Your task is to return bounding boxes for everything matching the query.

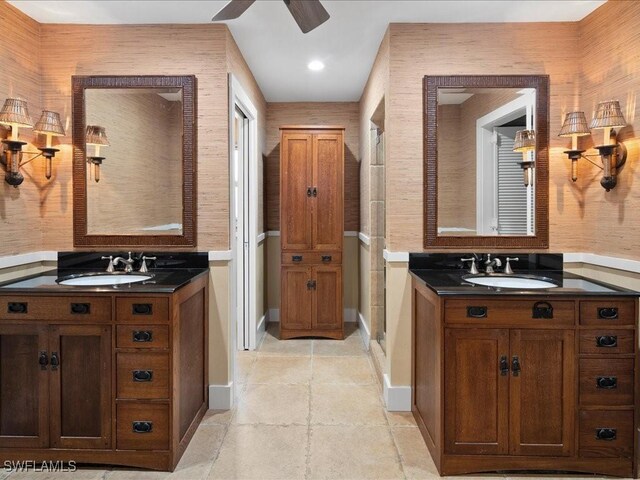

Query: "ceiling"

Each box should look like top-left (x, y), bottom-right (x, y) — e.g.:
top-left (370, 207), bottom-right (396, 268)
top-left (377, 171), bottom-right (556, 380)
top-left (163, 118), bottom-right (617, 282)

top-left (9, 0), bottom-right (605, 102)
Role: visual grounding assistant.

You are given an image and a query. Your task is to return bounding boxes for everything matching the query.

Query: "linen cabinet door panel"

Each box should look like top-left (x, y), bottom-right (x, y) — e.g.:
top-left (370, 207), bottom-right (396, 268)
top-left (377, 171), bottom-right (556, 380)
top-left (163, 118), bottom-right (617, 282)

top-left (509, 329), bottom-right (575, 457)
top-left (281, 266), bottom-right (312, 331)
top-left (281, 133), bottom-right (313, 251)
top-left (0, 324), bottom-right (49, 448)
top-left (312, 266), bottom-right (342, 330)
top-left (444, 328), bottom-right (509, 455)
top-left (312, 133), bottom-right (343, 251)
top-left (49, 325), bottom-right (112, 450)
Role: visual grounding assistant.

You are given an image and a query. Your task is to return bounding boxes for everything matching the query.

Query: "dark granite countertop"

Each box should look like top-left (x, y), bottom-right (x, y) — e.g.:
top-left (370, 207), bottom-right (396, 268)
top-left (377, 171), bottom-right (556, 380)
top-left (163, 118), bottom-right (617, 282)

top-left (409, 253), bottom-right (639, 297)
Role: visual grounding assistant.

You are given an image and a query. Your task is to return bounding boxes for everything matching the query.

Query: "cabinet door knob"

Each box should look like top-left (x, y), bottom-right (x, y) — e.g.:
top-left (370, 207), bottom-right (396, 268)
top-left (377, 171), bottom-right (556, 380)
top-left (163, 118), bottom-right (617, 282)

top-left (499, 356), bottom-right (509, 376)
top-left (595, 428), bottom-right (617, 441)
top-left (511, 356), bottom-right (521, 376)
top-left (132, 330), bottom-right (153, 343)
top-left (306, 187), bottom-right (312, 197)
top-left (312, 187), bottom-right (318, 197)
top-left (596, 376), bottom-right (617, 389)
top-left (50, 352), bottom-right (60, 371)
top-left (39, 351), bottom-right (49, 370)
top-left (595, 335), bottom-right (617, 348)
top-left (597, 307), bottom-right (618, 320)
top-left (132, 421), bottom-right (153, 434)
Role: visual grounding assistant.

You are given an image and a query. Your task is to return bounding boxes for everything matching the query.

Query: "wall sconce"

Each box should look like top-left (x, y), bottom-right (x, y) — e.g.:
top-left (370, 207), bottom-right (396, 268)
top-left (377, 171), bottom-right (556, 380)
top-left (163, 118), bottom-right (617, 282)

top-left (86, 125), bottom-right (109, 183)
top-left (559, 101), bottom-right (627, 192)
top-left (513, 129), bottom-right (536, 187)
top-left (0, 98), bottom-right (65, 187)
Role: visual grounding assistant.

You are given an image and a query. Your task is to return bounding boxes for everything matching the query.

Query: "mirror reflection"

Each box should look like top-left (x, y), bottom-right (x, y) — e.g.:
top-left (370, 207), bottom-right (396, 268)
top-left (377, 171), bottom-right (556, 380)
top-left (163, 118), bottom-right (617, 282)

top-left (85, 88), bottom-right (184, 236)
top-left (436, 87), bottom-right (536, 236)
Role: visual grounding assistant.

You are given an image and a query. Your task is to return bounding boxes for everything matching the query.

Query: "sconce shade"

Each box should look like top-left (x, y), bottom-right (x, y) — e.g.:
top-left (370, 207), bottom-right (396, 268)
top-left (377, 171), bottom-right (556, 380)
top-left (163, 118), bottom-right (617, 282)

top-left (0, 98), bottom-right (33, 128)
top-left (34, 110), bottom-right (65, 136)
top-left (85, 125), bottom-right (110, 146)
top-left (558, 111), bottom-right (591, 137)
top-left (589, 100), bottom-right (626, 129)
top-left (513, 129), bottom-right (536, 152)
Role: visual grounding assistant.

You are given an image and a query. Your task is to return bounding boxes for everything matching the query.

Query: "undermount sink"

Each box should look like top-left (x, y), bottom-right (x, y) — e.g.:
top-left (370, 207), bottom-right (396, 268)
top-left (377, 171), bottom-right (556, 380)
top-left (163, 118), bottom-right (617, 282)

top-left (57, 273), bottom-right (154, 286)
top-left (462, 273), bottom-right (558, 289)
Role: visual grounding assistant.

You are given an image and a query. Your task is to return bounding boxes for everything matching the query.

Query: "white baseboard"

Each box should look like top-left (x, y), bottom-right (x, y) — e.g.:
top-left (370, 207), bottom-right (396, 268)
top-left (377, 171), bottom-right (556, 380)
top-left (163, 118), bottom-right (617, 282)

top-left (209, 382), bottom-right (234, 410)
top-left (383, 374), bottom-right (411, 412)
top-left (267, 308), bottom-right (356, 323)
top-left (256, 313), bottom-right (267, 345)
top-left (358, 311), bottom-right (371, 349)
top-left (268, 308), bottom-right (280, 322)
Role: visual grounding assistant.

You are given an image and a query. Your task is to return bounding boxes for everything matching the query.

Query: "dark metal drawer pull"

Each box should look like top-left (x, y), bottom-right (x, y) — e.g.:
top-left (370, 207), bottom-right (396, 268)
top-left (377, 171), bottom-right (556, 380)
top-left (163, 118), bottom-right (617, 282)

top-left (132, 330), bottom-right (153, 342)
top-left (596, 376), bottom-right (617, 389)
top-left (321, 255), bottom-right (332, 262)
top-left (132, 370), bottom-right (153, 382)
top-left (70, 303), bottom-right (90, 314)
top-left (466, 306), bottom-right (487, 318)
top-left (7, 302), bottom-right (27, 314)
top-left (50, 352), bottom-right (59, 371)
top-left (595, 428), bottom-right (616, 441)
top-left (595, 335), bottom-right (617, 348)
top-left (598, 307), bottom-right (618, 320)
top-left (39, 351), bottom-right (49, 370)
top-left (292, 255), bottom-right (303, 262)
top-left (499, 355), bottom-right (509, 376)
top-left (532, 301), bottom-right (553, 319)
top-left (132, 303), bottom-right (153, 315)
top-left (132, 421), bottom-right (153, 434)
top-left (511, 355), bottom-right (521, 376)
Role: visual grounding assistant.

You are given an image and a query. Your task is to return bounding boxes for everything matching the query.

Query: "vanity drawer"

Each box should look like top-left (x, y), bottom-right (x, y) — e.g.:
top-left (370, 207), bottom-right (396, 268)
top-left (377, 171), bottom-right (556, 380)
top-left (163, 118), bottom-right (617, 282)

top-left (579, 330), bottom-right (635, 354)
top-left (116, 325), bottom-right (169, 349)
top-left (579, 300), bottom-right (635, 326)
top-left (0, 296), bottom-right (111, 322)
top-left (116, 297), bottom-right (169, 323)
top-left (281, 252), bottom-right (342, 265)
top-left (117, 352), bottom-right (169, 399)
top-left (117, 403), bottom-right (169, 451)
top-left (444, 299), bottom-right (575, 326)
top-left (579, 358), bottom-right (634, 406)
top-left (579, 410), bottom-right (634, 458)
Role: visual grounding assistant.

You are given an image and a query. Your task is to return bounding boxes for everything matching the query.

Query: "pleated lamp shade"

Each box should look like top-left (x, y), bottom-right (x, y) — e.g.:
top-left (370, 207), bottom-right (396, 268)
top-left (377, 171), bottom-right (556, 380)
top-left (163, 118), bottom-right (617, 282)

top-left (85, 125), bottom-right (110, 146)
top-left (589, 100), bottom-right (626, 129)
top-left (558, 112), bottom-right (591, 137)
top-left (513, 129), bottom-right (536, 152)
top-left (0, 98), bottom-right (33, 128)
top-left (34, 110), bottom-right (65, 136)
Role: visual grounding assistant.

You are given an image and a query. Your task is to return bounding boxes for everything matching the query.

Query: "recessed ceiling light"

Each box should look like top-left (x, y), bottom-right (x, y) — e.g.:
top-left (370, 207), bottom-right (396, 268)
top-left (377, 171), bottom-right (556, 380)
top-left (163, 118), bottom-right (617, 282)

top-left (307, 60), bottom-right (325, 71)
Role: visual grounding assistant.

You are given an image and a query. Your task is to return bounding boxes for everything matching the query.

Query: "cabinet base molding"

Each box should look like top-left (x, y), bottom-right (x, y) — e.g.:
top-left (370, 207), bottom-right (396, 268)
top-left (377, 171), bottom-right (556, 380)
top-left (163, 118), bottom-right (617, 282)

top-left (280, 327), bottom-right (343, 340)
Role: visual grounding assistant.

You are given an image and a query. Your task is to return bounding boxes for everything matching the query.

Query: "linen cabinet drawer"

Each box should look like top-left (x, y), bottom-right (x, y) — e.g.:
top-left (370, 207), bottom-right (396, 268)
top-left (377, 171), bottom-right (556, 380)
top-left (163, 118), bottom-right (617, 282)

top-left (579, 410), bottom-right (634, 458)
top-left (116, 297), bottom-right (169, 323)
top-left (116, 325), bottom-right (169, 349)
top-left (579, 330), bottom-right (634, 354)
top-left (580, 300), bottom-right (635, 326)
top-left (117, 352), bottom-right (169, 399)
top-left (117, 403), bottom-right (169, 451)
top-left (444, 299), bottom-right (575, 326)
top-left (0, 296), bottom-right (111, 322)
top-left (281, 252), bottom-right (342, 265)
top-left (579, 359), bottom-right (634, 406)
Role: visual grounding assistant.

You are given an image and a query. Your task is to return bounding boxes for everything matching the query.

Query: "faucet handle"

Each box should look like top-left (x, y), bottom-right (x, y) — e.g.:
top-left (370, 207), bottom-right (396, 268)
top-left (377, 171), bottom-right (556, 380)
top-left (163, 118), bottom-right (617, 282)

top-left (139, 256), bottom-right (157, 273)
top-left (460, 257), bottom-right (479, 274)
top-left (504, 257), bottom-right (519, 275)
top-left (101, 255), bottom-right (115, 273)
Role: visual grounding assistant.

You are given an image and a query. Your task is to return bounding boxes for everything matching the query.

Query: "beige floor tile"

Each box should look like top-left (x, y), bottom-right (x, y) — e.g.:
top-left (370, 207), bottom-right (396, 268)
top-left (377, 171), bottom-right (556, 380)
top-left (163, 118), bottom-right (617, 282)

top-left (9, 468), bottom-right (107, 480)
top-left (312, 337), bottom-right (367, 357)
top-left (201, 409), bottom-right (234, 425)
top-left (207, 425), bottom-right (307, 480)
top-left (311, 384), bottom-right (386, 425)
top-left (248, 355), bottom-right (312, 384)
top-left (311, 356), bottom-right (375, 385)
top-left (308, 425), bottom-right (404, 480)
top-left (258, 334), bottom-right (314, 356)
top-left (236, 351), bottom-right (257, 384)
top-left (386, 410), bottom-right (418, 427)
top-left (392, 426), bottom-right (439, 479)
top-left (234, 384), bottom-right (309, 425)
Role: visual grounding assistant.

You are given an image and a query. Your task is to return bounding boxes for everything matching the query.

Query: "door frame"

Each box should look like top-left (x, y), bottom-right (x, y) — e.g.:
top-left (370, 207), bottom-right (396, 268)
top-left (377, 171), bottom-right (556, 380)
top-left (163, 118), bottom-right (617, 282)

top-left (228, 74), bottom-right (261, 352)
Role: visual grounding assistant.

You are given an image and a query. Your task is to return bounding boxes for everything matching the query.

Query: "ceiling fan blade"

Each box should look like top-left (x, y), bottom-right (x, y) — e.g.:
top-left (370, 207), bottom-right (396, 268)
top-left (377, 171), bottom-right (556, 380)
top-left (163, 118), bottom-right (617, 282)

top-left (212, 0), bottom-right (256, 21)
top-left (284, 0), bottom-right (330, 33)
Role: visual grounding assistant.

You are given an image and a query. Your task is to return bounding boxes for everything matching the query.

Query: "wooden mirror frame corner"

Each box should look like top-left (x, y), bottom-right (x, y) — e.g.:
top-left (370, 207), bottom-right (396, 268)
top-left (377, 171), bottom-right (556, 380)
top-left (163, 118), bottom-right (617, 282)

top-left (423, 74), bottom-right (549, 249)
top-left (72, 75), bottom-right (197, 247)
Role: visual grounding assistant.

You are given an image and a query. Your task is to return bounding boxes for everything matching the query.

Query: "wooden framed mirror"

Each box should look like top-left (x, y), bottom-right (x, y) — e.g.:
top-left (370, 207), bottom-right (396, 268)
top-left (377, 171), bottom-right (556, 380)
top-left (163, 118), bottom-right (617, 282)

top-left (72, 75), bottom-right (196, 247)
top-left (424, 75), bottom-right (549, 248)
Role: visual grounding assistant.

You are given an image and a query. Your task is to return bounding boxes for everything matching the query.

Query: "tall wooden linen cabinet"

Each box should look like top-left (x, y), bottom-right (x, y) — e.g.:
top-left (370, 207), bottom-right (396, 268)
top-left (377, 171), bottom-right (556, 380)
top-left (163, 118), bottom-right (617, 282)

top-left (279, 126), bottom-right (344, 340)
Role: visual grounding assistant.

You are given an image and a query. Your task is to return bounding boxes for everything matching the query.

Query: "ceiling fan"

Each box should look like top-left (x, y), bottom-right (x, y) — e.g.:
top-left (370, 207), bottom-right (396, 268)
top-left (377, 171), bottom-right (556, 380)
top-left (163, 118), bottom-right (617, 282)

top-left (212, 0), bottom-right (330, 34)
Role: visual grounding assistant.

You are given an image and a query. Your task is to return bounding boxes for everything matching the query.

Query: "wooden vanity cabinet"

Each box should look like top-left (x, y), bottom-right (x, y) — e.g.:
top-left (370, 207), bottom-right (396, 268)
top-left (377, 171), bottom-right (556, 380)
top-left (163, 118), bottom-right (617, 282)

top-left (412, 279), bottom-right (638, 478)
top-left (0, 273), bottom-right (208, 471)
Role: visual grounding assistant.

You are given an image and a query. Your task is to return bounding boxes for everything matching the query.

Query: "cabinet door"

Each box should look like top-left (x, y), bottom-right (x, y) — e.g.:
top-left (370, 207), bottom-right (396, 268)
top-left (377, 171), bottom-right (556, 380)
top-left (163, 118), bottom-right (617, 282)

top-left (509, 329), bottom-right (575, 456)
top-left (444, 328), bottom-right (509, 455)
top-left (312, 266), bottom-right (342, 330)
top-left (312, 133), bottom-right (343, 251)
top-left (281, 132), bottom-right (313, 250)
top-left (281, 266), bottom-right (312, 331)
top-left (49, 325), bottom-right (112, 449)
top-left (0, 324), bottom-right (49, 448)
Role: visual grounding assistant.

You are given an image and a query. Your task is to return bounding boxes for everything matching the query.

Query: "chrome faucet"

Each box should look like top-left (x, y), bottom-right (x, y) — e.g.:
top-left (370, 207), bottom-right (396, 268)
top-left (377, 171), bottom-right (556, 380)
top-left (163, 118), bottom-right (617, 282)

top-left (113, 252), bottom-right (134, 273)
top-left (484, 254), bottom-right (502, 274)
top-left (460, 256), bottom-right (479, 274)
top-left (504, 257), bottom-right (519, 275)
top-left (101, 255), bottom-right (115, 273)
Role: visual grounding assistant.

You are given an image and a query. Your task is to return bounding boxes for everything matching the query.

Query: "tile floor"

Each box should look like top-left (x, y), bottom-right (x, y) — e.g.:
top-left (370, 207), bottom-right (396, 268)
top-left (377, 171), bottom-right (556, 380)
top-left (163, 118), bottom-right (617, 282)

top-left (2, 323), bottom-right (633, 480)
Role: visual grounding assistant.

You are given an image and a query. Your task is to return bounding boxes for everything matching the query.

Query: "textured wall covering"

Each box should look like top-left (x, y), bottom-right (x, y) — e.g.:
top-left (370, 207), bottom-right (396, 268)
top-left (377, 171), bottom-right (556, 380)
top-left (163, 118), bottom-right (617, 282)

top-left (264, 102), bottom-right (360, 231)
